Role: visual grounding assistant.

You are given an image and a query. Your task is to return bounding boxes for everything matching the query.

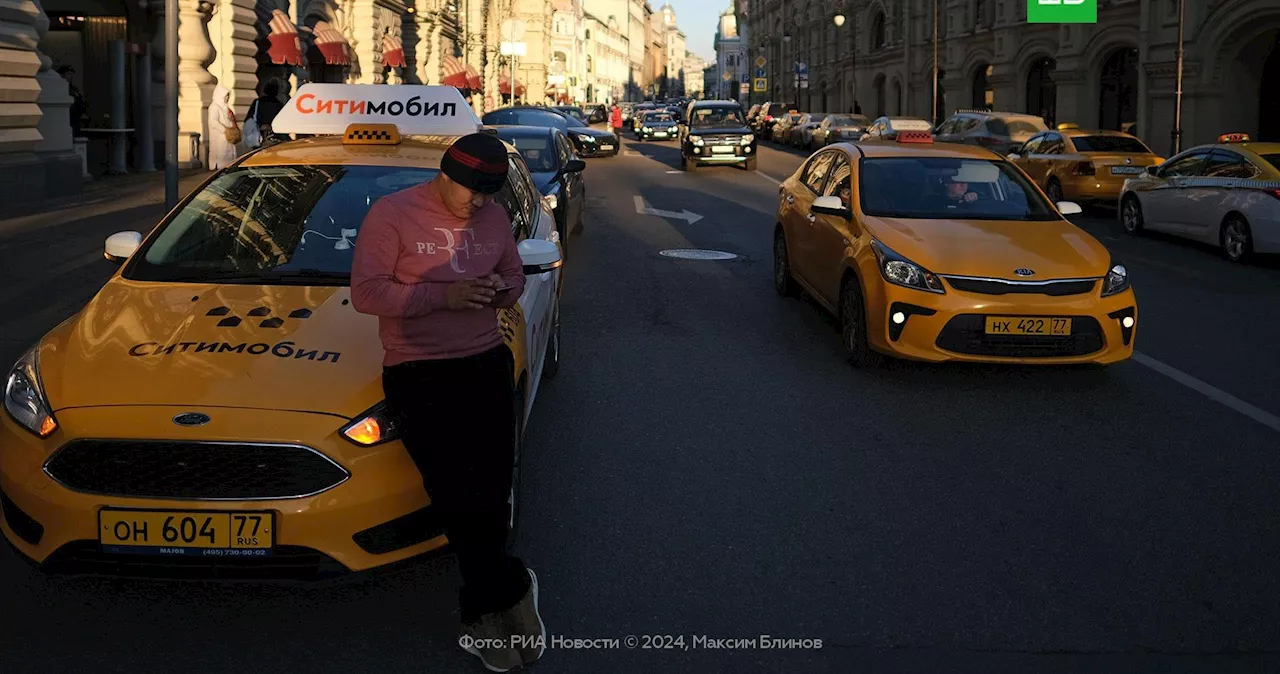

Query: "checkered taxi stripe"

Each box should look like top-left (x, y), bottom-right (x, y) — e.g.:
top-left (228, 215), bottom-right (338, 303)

top-left (1177, 178), bottom-right (1280, 189)
top-left (498, 308), bottom-right (520, 344)
top-left (343, 125), bottom-right (401, 144)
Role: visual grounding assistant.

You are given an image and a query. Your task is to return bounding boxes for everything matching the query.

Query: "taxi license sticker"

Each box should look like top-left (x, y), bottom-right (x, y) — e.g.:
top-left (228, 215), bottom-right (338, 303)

top-left (99, 508), bottom-right (275, 556)
top-left (985, 317), bottom-right (1072, 336)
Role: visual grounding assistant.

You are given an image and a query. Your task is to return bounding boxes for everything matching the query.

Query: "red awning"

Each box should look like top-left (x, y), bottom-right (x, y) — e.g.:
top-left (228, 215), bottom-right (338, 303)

top-left (382, 34), bottom-right (405, 69)
top-left (465, 64), bottom-right (482, 90)
top-left (310, 21), bottom-right (350, 66)
top-left (266, 9), bottom-right (304, 67)
top-left (499, 74), bottom-right (525, 96)
top-left (442, 55), bottom-right (468, 88)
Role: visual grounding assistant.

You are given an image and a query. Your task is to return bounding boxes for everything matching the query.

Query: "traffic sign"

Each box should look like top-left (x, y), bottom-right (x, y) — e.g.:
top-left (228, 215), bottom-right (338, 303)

top-left (723, 72), bottom-right (733, 81)
top-left (755, 68), bottom-right (766, 79)
top-left (755, 56), bottom-right (766, 68)
top-left (740, 82), bottom-right (749, 95)
top-left (794, 61), bottom-right (808, 75)
top-left (753, 77), bottom-right (767, 93)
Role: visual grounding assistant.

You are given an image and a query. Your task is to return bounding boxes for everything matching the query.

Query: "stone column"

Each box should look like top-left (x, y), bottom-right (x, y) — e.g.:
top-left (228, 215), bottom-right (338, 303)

top-left (31, 0), bottom-right (81, 192)
top-left (178, 0), bottom-right (216, 167)
top-left (414, 2), bottom-right (441, 86)
top-left (0, 0), bottom-right (46, 198)
top-left (208, 0), bottom-right (260, 120)
top-left (147, 0), bottom-right (166, 149)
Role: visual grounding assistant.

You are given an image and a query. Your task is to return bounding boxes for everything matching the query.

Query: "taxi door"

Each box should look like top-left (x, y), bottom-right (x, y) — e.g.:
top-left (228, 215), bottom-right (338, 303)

top-left (1011, 134), bottom-right (1047, 182)
top-left (785, 150), bottom-right (839, 292)
top-left (1141, 149), bottom-right (1213, 234)
top-left (1179, 150), bottom-right (1259, 243)
top-left (506, 157), bottom-right (557, 407)
top-left (808, 153), bottom-right (861, 304)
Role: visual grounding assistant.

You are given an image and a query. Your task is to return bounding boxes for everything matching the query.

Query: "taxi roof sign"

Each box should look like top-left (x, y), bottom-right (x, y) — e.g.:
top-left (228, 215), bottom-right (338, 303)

top-left (896, 130), bottom-right (934, 143)
top-left (271, 84), bottom-right (482, 137)
top-left (1218, 132), bottom-right (1250, 143)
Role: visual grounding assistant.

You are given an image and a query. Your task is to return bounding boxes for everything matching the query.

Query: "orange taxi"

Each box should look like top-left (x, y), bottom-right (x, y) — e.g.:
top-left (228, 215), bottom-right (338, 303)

top-left (1008, 125), bottom-right (1163, 205)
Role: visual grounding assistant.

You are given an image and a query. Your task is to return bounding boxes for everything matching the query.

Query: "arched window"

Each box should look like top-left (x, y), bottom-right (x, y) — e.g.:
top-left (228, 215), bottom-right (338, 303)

top-left (972, 63), bottom-right (993, 108)
top-left (872, 11), bottom-right (886, 49)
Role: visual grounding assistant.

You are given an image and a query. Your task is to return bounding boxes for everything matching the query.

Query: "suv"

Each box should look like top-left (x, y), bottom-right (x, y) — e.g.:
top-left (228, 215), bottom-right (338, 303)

top-left (933, 110), bottom-right (1048, 155)
top-left (680, 101), bottom-right (757, 172)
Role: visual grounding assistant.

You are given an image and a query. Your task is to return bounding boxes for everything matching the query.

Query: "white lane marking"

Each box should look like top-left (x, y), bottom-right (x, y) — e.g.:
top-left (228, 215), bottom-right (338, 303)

top-left (665, 170), bottom-right (681, 174)
top-left (754, 171), bottom-right (781, 186)
top-left (1132, 351), bottom-right (1280, 433)
top-left (633, 195), bottom-right (704, 223)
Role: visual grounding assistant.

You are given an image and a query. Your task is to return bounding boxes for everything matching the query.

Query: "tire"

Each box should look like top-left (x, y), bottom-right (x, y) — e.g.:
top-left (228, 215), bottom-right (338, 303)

top-left (773, 229), bottom-right (798, 297)
top-left (1220, 214), bottom-right (1254, 263)
top-left (542, 307), bottom-right (560, 380)
top-left (1046, 178), bottom-right (1064, 205)
top-left (744, 156), bottom-right (758, 171)
top-left (840, 276), bottom-right (884, 368)
top-left (1120, 195), bottom-right (1145, 235)
top-left (684, 156), bottom-right (699, 172)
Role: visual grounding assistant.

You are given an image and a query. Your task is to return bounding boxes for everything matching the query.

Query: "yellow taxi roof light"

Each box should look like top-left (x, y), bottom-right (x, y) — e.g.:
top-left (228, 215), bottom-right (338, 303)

top-left (1056, 122), bottom-right (1079, 130)
top-left (897, 130), bottom-right (934, 144)
top-left (271, 83), bottom-right (483, 137)
top-left (1218, 133), bottom-right (1250, 143)
top-left (344, 124), bottom-right (401, 145)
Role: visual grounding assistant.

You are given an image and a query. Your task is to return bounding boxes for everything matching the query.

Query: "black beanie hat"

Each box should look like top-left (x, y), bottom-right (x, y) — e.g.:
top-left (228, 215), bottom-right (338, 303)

top-left (441, 132), bottom-right (509, 194)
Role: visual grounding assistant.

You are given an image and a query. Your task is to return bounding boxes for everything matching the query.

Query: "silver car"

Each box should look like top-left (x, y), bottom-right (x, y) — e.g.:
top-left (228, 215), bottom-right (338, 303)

top-left (860, 116), bottom-right (935, 141)
top-left (933, 110), bottom-right (1049, 155)
top-left (811, 114), bottom-right (872, 148)
top-left (1118, 136), bottom-right (1280, 263)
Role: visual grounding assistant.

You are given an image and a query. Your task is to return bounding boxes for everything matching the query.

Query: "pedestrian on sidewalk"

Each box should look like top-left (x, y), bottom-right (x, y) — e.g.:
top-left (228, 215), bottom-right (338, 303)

top-left (207, 85), bottom-right (239, 170)
top-left (245, 79), bottom-right (287, 148)
top-left (610, 102), bottom-right (624, 145)
top-left (351, 132), bottom-right (546, 673)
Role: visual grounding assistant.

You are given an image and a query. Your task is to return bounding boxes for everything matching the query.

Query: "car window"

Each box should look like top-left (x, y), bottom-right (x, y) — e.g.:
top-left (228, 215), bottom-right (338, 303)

top-left (1204, 151), bottom-right (1260, 179)
top-left (859, 157), bottom-right (1059, 221)
top-left (961, 118), bottom-right (982, 133)
top-left (1041, 134), bottom-right (1065, 155)
top-left (507, 156), bottom-right (537, 238)
top-left (126, 165), bottom-right (438, 282)
top-left (482, 109), bottom-right (570, 130)
top-left (504, 135), bottom-right (557, 172)
top-left (644, 113), bottom-right (674, 123)
top-left (555, 132), bottom-right (574, 164)
top-left (1070, 135), bottom-right (1152, 154)
top-left (690, 106), bottom-right (744, 128)
top-left (1008, 119), bottom-right (1048, 134)
top-left (1020, 136), bottom-right (1044, 154)
top-left (823, 156), bottom-right (852, 209)
top-left (802, 151), bottom-right (837, 193)
top-left (935, 119), bottom-right (957, 135)
top-left (808, 114), bottom-right (828, 124)
top-left (1159, 150), bottom-right (1211, 178)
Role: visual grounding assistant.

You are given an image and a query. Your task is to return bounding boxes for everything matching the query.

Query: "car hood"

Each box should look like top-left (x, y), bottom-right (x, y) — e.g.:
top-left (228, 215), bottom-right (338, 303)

top-left (530, 171), bottom-right (559, 194)
top-left (569, 127), bottom-right (616, 140)
top-left (689, 126), bottom-right (752, 136)
top-left (866, 217), bottom-right (1112, 280)
top-left (37, 278), bottom-right (384, 418)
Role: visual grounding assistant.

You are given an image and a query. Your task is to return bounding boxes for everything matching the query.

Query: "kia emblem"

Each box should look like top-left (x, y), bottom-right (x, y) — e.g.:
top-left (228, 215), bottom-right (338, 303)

top-left (1014, 268), bottom-right (1035, 277)
top-left (173, 412), bottom-right (211, 427)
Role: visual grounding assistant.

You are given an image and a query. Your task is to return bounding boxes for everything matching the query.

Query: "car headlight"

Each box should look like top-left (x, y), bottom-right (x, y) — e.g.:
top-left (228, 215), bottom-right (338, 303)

top-left (576, 134), bottom-right (596, 143)
top-left (741, 134), bottom-right (755, 145)
top-left (1101, 262), bottom-right (1130, 297)
top-left (871, 241), bottom-right (945, 294)
top-left (4, 346), bottom-right (57, 438)
top-left (642, 126), bottom-right (651, 133)
top-left (691, 136), bottom-right (705, 146)
top-left (340, 401), bottom-right (401, 446)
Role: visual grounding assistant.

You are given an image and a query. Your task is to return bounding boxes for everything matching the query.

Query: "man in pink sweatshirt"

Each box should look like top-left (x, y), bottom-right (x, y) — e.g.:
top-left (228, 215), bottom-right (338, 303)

top-left (351, 132), bottom-right (545, 671)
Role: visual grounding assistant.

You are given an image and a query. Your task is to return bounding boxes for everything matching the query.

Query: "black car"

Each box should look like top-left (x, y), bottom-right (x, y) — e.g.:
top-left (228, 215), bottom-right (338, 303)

top-left (492, 125), bottom-right (587, 256)
top-left (680, 102), bottom-right (756, 172)
top-left (482, 106), bottom-right (619, 157)
top-left (636, 110), bottom-right (678, 141)
top-left (585, 104), bottom-right (607, 124)
top-left (552, 105), bottom-right (588, 123)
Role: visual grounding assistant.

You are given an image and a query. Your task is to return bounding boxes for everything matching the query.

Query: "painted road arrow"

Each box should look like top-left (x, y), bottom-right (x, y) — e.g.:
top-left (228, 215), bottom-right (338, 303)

top-left (633, 195), bottom-right (704, 224)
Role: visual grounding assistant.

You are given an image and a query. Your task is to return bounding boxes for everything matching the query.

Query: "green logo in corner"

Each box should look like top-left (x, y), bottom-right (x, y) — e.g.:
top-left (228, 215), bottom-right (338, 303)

top-left (1028, 0), bottom-right (1097, 23)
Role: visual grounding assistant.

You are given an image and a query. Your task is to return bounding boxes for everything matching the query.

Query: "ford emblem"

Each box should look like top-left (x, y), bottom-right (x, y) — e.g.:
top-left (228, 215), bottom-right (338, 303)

top-left (173, 412), bottom-right (210, 427)
top-left (1014, 268), bottom-right (1035, 277)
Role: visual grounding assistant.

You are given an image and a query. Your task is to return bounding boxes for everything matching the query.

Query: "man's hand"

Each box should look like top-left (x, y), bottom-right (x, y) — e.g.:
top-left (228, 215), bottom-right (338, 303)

top-left (963, 191), bottom-right (979, 203)
top-left (444, 278), bottom-right (497, 311)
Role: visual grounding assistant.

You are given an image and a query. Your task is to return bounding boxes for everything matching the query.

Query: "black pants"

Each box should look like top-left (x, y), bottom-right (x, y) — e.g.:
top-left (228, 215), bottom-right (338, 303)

top-left (383, 346), bottom-right (530, 623)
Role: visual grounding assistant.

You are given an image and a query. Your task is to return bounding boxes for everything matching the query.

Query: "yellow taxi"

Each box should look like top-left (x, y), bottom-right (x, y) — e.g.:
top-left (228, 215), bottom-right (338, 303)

top-left (773, 131), bottom-right (1137, 367)
top-left (0, 85), bottom-right (565, 578)
top-left (1008, 125), bottom-right (1162, 205)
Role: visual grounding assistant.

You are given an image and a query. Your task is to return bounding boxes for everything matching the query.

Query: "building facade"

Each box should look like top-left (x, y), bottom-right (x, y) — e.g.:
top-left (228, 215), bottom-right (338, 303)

top-left (684, 51), bottom-right (708, 97)
top-left (714, 2), bottom-right (747, 103)
top-left (737, 0), bottom-right (1280, 149)
top-left (658, 2), bottom-right (683, 96)
top-left (550, 0), bottom-right (584, 103)
top-left (583, 11), bottom-right (628, 103)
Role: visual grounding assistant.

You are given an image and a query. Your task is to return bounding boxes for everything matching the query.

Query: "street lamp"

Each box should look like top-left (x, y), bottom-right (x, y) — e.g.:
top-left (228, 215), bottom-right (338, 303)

top-left (1172, 0), bottom-right (1185, 154)
top-left (832, 5), bottom-right (856, 114)
top-left (833, 14), bottom-right (846, 27)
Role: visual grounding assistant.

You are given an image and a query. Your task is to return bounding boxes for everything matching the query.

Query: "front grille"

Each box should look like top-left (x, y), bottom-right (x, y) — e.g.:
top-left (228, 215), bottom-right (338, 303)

top-left (944, 276), bottom-right (1098, 296)
top-left (0, 488), bottom-right (44, 545)
top-left (936, 314), bottom-right (1105, 358)
top-left (39, 541), bottom-right (349, 580)
top-left (698, 134), bottom-right (740, 145)
top-left (353, 506), bottom-right (447, 555)
top-left (45, 440), bottom-right (349, 500)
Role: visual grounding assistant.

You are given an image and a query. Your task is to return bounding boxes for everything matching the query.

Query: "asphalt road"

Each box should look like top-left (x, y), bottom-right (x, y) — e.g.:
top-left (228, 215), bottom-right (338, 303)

top-left (2, 137), bottom-right (1280, 673)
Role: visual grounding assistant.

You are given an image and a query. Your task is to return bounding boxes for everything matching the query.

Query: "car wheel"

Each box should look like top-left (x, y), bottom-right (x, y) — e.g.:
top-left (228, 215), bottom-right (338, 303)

top-left (1220, 215), bottom-right (1253, 263)
top-left (1046, 178), bottom-right (1064, 204)
top-left (744, 156), bottom-right (758, 171)
top-left (542, 306), bottom-right (560, 380)
top-left (773, 229), bottom-right (798, 297)
top-left (1120, 195), bottom-right (1145, 235)
top-left (840, 276), bottom-right (884, 368)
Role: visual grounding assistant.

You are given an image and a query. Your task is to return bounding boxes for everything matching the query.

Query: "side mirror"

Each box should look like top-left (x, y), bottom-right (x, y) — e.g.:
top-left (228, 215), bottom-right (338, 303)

top-left (563, 159), bottom-right (586, 173)
top-left (812, 195), bottom-right (851, 219)
top-left (518, 238), bottom-right (563, 275)
top-left (104, 231), bottom-right (143, 264)
top-left (1056, 201), bottom-right (1083, 216)
top-left (542, 194), bottom-right (558, 211)
top-left (1145, 165), bottom-right (1159, 176)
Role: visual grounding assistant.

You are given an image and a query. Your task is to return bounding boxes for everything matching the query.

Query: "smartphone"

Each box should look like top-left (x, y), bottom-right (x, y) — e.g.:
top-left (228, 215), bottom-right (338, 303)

top-left (494, 283), bottom-right (515, 293)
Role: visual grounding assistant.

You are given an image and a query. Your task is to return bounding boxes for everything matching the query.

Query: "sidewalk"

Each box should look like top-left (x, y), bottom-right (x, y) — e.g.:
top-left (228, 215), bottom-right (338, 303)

top-left (1, 169), bottom-right (207, 226)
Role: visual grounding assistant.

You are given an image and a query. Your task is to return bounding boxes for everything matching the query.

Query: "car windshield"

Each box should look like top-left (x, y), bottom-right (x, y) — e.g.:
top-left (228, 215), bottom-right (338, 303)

top-left (830, 115), bottom-right (870, 127)
top-left (482, 109), bottom-right (569, 130)
top-left (506, 136), bottom-right (557, 172)
top-left (859, 157), bottom-right (1059, 221)
top-left (1261, 153), bottom-right (1280, 171)
top-left (555, 107), bottom-right (586, 120)
top-left (690, 107), bottom-right (744, 128)
top-left (124, 165), bottom-right (438, 283)
top-left (644, 113), bottom-right (674, 123)
top-left (807, 114), bottom-right (828, 123)
top-left (1071, 135), bottom-right (1152, 154)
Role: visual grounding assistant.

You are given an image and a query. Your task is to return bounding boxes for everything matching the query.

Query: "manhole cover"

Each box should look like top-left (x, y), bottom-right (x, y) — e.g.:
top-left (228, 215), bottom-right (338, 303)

top-left (659, 249), bottom-right (738, 260)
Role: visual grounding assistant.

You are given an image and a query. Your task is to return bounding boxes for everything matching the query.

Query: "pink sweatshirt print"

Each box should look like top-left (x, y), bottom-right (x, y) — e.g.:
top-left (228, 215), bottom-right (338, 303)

top-left (351, 183), bottom-right (526, 366)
